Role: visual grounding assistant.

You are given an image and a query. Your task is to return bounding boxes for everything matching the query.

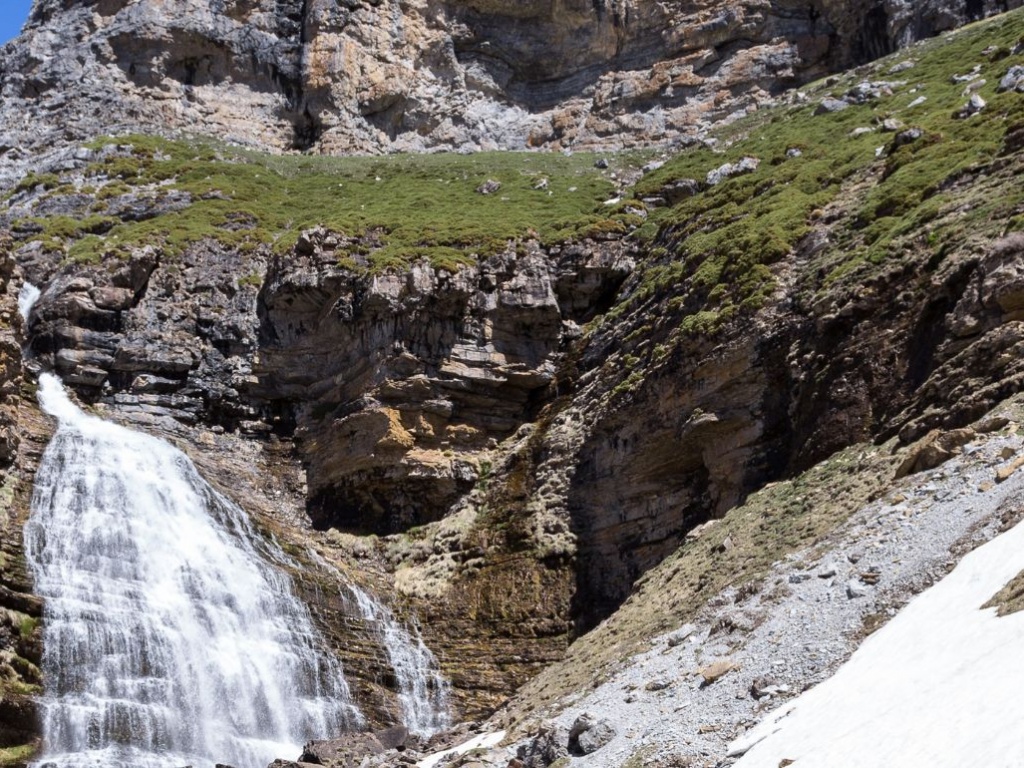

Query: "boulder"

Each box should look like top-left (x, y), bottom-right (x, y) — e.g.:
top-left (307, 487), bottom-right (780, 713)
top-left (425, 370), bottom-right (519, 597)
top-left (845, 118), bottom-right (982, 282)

top-left (998, 65), bottom-right (1024, 93)
top-left (894, 428), bottom-right (976, 478)
top-left (517, 723), bottom-right (569, 768)
top-left (705, 156), bottom-right (759, 187)
top-left (568, 713), bottom-right (616, 755)
top-left (814, 98), bottom-right (849, 115)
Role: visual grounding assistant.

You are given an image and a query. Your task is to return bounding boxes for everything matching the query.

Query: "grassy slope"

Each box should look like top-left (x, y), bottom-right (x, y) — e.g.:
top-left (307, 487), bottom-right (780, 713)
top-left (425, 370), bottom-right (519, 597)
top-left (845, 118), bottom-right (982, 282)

top-left (5, 138), bottom-right (652, 270)
top-left (609, 11), bottom-right (1024, 338)
top-left (503, 9), bottom-right (1024, 724)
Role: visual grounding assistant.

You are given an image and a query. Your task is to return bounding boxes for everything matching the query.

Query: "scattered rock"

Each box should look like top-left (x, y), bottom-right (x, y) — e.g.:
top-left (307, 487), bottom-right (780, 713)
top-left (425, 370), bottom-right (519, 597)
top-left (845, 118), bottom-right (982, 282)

top-left (817, 565), bottom-right (838, 579)
top-left (954, 93), bottom-right (986, 118)
top-left (642, 160), bottom-right (665, 174)
top-left (846, 579), bottom-right (869, 599)
top-left (594, 158), bottom-right (610, 169)
top-left (705, 156), bottom-right (759, 186)
top-left (814, 98), bottom-right (849, 115)
top-left (785, 147), bottom-right (803, 158)
top-left (568, 713), bottom-right (616, 755)
top-left (699, 659), bottom-right (738, 687)
top-left (476, 179), bottom-right (502, 195)
top-left (889, 61), bottom-right (916, 74)
top-left (907, 95), bottom-right (928, 108)
top-left (881, 118), bottom-right (904, 132)
top-left (997, 65), bottom-right (1024, 93)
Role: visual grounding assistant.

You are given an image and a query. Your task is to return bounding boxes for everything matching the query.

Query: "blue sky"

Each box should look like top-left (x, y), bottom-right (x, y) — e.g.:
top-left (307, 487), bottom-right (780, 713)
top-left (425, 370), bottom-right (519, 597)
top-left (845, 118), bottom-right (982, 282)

top-left (1, 0), bottom-right (33, 45)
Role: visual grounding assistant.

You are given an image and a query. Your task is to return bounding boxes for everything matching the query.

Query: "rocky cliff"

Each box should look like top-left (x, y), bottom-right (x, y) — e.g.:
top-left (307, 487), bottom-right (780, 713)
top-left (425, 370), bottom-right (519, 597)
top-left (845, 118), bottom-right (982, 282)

top-left (1, 0), bottom-right (1020, 182)
top-left (0, 240), bottom-right (48, 767)
top-left (3, 1), bottom-right (1024, 765)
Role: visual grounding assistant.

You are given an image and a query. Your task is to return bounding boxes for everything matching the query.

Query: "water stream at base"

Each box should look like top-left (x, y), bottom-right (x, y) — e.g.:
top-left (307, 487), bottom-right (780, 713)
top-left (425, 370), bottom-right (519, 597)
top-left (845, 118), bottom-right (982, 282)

top-left (26, 373), bottom-right (363, 768)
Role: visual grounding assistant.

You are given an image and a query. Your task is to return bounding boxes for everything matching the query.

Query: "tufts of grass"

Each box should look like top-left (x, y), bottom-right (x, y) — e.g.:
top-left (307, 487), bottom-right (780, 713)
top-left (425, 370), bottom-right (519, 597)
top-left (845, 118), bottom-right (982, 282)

top-left (10, 135), bottom-right (653, 270)
top-left (611, 7), bottom-right (1024, 336)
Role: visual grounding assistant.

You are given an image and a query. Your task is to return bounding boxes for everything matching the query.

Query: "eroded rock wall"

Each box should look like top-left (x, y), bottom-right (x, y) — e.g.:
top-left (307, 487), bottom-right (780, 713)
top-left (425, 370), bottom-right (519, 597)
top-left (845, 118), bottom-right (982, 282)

top-left (0, 238), bottom-right (47, 766)
top-left (2, 0), bottom-right (1019, 179)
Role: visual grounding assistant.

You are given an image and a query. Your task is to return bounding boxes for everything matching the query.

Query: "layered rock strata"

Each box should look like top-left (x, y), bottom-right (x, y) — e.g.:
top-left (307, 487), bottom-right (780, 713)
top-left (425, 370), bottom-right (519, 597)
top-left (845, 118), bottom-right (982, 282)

top-left (0, 239), bottom-right (48, 766)
top-left (1, 0), bottom-right (1019, 182)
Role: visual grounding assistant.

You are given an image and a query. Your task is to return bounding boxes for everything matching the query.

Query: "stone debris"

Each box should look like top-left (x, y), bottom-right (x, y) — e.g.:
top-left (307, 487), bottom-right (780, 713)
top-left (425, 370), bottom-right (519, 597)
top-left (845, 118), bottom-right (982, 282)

top-left (814, 98), bottom-right (850, 115)
top-left (954, 93), bottom-right (986, 118)
top-left (568, 713), bottom-right (617, 755)
top-left (517, 424), bottom-right (1024, 766)
top-left (699, 660), bottom-right (739, 687)
top-left (705, 157), bottom-right (759, 186)
top-left (998, 64), bottom-right (1024, 93)
top-left (475, 179), bottom-right (502, 195)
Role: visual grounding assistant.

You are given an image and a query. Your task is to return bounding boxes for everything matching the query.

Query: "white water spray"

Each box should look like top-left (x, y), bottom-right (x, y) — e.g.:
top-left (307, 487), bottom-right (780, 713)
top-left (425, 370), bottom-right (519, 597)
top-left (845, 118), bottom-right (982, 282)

top-left (348, 586), bottom-right (452, 737)
top-left (26, 373), bottom-right (362, 768)
top-left (18, 281), bottom-right (40, 324)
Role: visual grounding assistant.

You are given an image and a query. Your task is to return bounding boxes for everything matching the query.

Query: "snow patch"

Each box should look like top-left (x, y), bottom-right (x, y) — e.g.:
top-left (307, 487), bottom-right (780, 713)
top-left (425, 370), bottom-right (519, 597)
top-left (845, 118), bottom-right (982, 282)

top-left (731, 501), bottom-right (1024, 767)
top-left (417, 730), bottom-right (506, 768)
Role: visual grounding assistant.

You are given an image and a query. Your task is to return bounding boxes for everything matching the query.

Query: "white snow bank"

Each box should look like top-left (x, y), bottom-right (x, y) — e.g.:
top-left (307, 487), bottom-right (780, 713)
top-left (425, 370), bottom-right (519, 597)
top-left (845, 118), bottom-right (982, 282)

top-left (417, 730), bottom-right (506, 768)
top-left (729, 504), bottom-right (1024, 767)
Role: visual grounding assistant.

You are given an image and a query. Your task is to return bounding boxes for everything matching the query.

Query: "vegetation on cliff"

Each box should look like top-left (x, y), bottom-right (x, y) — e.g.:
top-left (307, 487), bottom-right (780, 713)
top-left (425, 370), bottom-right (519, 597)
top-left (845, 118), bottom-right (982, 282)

top-left (4, 137), bottom-right (649, 271)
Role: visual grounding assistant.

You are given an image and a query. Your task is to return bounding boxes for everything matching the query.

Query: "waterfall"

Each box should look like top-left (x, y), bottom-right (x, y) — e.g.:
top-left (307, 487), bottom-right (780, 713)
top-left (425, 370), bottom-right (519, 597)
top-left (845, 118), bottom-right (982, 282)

top-left (302, 550), bottom-right (452, 737)
top-left (18, 281), bottom-right (40, 323)
top-left (347, 586), bottom-right (452, 737)
top-left (26, 373), bottom-right (362, 768)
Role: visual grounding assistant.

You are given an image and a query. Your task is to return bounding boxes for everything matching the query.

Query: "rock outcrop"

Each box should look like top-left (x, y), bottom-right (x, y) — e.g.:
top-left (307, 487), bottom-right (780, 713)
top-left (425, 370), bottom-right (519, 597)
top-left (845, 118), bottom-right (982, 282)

top-left (4, 1), bottom-right (1024, 749)
top-left (0, 238), bottom-right (47, 766)
top-left (1, 0), bottom-right (1019, 184)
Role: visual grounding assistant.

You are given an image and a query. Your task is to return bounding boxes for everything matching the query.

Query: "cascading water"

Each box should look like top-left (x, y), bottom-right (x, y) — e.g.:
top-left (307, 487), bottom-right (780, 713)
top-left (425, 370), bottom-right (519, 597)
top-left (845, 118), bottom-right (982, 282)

top-left (18, 281), bottom-right (40, 323)
top-left (26, 373), bottom-right (362, 768)
top-left (347, 586), bottom-right (452, 737)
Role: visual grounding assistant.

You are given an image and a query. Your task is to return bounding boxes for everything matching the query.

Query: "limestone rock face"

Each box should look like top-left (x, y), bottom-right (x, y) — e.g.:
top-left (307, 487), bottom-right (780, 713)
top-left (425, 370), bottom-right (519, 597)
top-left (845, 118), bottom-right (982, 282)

top-left (2, 0), bottom-right (1018, 176)
top-left (0, 237), bottom-right (47, 763)
top-left (255, 229), bottom-right (634, 534)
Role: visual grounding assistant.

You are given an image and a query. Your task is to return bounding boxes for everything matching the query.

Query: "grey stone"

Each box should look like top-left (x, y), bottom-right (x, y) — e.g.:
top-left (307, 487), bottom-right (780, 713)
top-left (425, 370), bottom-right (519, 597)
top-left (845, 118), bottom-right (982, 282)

top-left (705, 156), bottom-right (759, 186)
top-left (569, 713), bottom-right (616, 755)
top-left (815, 98), bottom-right (850, 115)
top-left (476, 179), bottom-right (502, 195)
top-left (517, 723), bottom-right (569, 768)
top-left (845, 579), bottom-right (869, 599)
top-left (998, 65), bottom-right (1024, 93)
